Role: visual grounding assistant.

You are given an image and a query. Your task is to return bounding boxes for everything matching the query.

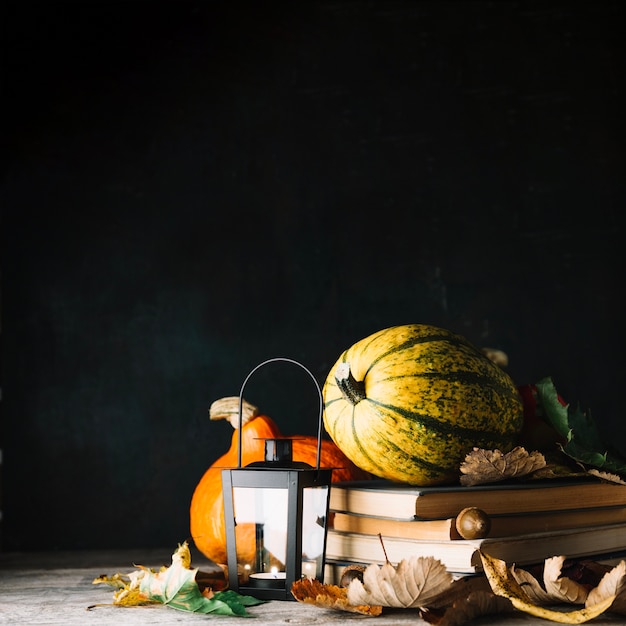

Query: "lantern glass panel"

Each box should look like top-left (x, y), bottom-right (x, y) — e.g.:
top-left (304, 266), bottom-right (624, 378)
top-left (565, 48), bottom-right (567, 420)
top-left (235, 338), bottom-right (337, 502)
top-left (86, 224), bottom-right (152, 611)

top-left (301, 484), bottom-right (329, 580)
top-left (233, 486), bottom-right (288, 583)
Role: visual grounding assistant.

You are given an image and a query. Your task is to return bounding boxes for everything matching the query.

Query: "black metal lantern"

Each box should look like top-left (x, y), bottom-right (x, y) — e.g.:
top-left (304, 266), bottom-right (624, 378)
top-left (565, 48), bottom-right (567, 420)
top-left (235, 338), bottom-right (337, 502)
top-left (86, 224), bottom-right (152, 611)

top-left (221, 358), bottom-right (333, 601)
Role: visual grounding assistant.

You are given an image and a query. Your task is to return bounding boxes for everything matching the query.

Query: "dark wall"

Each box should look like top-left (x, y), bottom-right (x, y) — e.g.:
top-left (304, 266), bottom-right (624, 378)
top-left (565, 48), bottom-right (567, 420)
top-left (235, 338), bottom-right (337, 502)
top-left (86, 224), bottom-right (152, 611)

top-left (2, 1), bottom-right (624, 551)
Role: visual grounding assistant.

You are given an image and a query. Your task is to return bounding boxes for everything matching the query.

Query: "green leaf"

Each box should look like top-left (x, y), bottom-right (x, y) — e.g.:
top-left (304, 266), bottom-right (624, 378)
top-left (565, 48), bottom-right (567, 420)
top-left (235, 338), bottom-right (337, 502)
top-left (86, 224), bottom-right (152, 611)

top-left (535, 377), bottom-right (626, 478)
top-left (139, 560), bottom-right (265, 616)
top-left (215, 590), bottom-right (267, 608)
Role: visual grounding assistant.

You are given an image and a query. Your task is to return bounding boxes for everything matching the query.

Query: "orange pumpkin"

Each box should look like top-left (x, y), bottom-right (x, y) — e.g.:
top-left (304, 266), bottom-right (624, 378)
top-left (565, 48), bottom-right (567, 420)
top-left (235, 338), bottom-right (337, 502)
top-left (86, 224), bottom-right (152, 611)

top-left (189, 397), bottom-right (371, 564)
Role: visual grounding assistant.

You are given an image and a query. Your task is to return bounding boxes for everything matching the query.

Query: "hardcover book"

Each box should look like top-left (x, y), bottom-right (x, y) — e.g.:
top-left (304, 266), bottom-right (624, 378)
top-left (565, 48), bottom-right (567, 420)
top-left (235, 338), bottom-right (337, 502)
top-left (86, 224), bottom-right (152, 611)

top-left (325, 522), bottom-right (626, 574)
top-left (329, 505), bottom-right (626, 541)
top-left (329, 478), bottom-right (626, 520)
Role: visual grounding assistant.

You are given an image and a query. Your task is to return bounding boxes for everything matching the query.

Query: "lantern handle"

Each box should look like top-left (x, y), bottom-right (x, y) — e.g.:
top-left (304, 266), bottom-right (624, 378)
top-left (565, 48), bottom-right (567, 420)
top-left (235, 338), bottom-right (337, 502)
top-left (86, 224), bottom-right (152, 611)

top-left (237, 357), bottom-right (324, 470)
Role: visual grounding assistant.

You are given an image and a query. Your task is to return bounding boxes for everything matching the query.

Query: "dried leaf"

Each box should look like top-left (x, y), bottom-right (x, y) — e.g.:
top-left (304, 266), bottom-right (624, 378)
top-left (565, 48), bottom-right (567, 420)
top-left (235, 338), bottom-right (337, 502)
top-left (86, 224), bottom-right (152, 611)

top-left (543, 556), bottom-right (590, 605)
top-left (597, 561), bottom-right (626, 616)
top-left (421, 590), bottom-right (515, 626)
top-left (506, 556), bottom-right (626, 610)
top-left (291, 578), bottom-right (382, 616)
top-left (510, 556), bottom-right (591, 606)
top-left (93, 572), bottom-right (133, 591)
top-left (460, 447), bottom-right (546, 486)
top-left (585, 560), bottom-right (626, 608)
top-left (586, 469), bottom-right (626, 485)
top-left (524, 463), bottom-right (577, 480)
top-left (112, 585), bottom-right (159, 607)
top-left (507, 564), bottom-right (553, 605)
top-left (480, 550), bottom-right (616, 624)
top-left (93, 568), bottom-right (161, 607)
top-left (346, 556), bottom-right (454, 608)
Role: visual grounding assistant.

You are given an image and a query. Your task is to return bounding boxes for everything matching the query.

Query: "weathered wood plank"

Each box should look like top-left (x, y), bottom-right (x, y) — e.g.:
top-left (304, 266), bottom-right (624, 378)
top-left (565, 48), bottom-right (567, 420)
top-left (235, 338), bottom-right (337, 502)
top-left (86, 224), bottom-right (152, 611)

top-left (1, 550), bottom-right (625, 625)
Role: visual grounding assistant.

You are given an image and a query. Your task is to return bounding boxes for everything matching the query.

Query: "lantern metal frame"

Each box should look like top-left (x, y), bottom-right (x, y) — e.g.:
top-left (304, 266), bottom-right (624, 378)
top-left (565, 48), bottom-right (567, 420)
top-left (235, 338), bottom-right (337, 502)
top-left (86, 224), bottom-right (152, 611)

top-left (221, 357), bottom-right (333, 601)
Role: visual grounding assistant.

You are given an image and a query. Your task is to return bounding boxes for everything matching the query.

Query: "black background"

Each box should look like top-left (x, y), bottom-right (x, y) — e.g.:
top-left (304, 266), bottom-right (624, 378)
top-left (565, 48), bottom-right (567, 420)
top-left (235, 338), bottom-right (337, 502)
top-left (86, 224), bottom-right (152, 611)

top-left (1, 1), bottom-right (624, 552)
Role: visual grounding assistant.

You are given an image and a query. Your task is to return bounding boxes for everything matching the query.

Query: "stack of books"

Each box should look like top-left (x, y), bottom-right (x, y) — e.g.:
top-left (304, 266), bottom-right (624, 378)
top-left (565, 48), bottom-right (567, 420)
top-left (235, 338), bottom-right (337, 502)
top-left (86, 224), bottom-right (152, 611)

top-left (324, 478), bottom-right (626, 576)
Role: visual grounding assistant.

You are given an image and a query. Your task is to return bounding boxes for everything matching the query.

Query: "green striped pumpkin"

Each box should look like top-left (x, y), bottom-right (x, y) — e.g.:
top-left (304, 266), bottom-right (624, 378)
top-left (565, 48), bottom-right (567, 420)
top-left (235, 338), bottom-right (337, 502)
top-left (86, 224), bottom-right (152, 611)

top-left (323, 324), bottom-right (524, 485)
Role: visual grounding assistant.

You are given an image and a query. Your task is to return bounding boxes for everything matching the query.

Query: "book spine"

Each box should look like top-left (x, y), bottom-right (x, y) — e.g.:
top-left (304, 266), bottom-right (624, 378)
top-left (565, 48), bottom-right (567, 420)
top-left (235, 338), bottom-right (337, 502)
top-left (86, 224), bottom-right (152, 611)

top-left (325, 530), bottom-right (480, 574)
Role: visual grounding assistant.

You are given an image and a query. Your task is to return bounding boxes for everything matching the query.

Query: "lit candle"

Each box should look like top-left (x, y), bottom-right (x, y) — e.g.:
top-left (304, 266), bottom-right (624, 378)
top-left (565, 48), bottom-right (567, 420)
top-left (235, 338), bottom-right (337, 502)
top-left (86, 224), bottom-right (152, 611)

top-left (301, 561), bottom-right (317, 580)
top-left (248, 568), bottom-right (286, 589)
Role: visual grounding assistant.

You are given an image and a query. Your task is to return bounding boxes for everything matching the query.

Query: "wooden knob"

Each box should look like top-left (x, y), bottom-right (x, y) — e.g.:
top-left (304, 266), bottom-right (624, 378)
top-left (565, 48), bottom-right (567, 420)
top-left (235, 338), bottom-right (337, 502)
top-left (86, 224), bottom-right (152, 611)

top-left (455, 507), bottom-right (491, 539)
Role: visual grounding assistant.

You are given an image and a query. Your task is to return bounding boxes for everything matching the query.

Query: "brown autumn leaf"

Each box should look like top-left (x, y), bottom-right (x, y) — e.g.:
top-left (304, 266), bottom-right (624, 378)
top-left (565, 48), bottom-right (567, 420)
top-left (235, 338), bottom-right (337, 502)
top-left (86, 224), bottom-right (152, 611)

top-left (460, 446), bottom-right (546, 486)
top-left (291, 578), bottom-right (382, 616)
top-left (346, 556), bottom-right (455, 608)
top-left (420, 590), bottom-right (515, 626)
top-left (479, 550), bottom-right (616, 624)
top-left (586, 468), bottom-right (626, 485)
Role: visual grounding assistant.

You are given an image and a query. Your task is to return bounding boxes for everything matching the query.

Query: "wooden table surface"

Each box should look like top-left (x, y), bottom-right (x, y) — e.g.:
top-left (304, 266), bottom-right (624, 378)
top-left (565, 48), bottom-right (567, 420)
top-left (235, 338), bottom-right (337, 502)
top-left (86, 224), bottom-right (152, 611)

top-left (1, 548), bottom-right (625, 625)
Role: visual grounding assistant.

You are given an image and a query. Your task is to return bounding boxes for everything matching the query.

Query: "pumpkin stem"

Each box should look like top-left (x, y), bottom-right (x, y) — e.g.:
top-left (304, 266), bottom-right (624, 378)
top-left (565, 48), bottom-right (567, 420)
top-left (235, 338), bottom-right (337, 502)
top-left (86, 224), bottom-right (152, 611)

top-left (482, 347), bottom-right (509, 368)
top-left (335, 362), bottom-right (366, 405)
top-left (209, 396), bottom-right (259, 429)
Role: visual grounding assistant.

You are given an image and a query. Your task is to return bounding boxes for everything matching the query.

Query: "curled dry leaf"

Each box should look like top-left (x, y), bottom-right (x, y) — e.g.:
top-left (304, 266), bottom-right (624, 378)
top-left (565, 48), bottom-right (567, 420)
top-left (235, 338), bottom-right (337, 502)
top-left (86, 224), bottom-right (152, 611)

top-left (291, 578), bottom-right (382, 616)
top-left (543, 556), bottom-right (591, 605)
top-left (586, 560), bottom-right (626, 610)
top-left (508, 556), bottom-right (590, 606)
top-left (508, 564), bottom-right (553, 605)
top-left (586, 469), bottom-right (626, 485)
top-left (460, 446), bottom-right (546, 486)
top-left (479, 550), bottom-right (616, 624)
top-left (347, 556), bottom-right (454, 609)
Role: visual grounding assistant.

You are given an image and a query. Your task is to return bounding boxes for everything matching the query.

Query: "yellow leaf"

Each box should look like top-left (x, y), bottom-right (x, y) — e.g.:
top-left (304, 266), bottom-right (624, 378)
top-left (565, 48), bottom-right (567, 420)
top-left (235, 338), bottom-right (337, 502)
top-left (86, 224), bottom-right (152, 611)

top-left (93, 563), bottom-right (156, 607)
top-left (113, 587), bottom-right (157, 607)
top-left (92, 572), bottom-right (130, 590)
top-left (171, 541), bottom-right (192, 569)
